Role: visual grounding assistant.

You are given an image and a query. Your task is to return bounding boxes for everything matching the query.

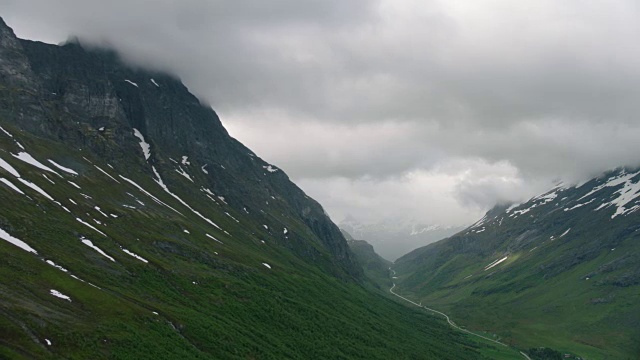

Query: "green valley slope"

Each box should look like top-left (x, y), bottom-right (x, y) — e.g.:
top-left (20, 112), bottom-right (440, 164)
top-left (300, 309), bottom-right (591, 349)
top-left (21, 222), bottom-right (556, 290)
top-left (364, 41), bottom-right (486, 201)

top-left (0, 16), bottom-right (496, 359)
top-left (393, 174), bottom-right (640, 359)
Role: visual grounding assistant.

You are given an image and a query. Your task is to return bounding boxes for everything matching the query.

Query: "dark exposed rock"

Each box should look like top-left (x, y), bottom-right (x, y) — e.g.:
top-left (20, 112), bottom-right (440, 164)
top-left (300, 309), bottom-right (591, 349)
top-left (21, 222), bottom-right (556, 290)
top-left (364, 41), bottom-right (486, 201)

top-left (0, 17), bottom-right (362, 280)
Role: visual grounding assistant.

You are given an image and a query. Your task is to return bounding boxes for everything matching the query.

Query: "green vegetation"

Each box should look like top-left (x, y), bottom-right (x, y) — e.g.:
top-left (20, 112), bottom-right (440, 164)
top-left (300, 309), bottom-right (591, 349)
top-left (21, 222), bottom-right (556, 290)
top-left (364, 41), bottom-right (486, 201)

top-left (393, 180), bottom-right (640, 359)
top-left (0, 121), bottom-right (494, 359)
top-left (344, 235), bottom-right (393, 291)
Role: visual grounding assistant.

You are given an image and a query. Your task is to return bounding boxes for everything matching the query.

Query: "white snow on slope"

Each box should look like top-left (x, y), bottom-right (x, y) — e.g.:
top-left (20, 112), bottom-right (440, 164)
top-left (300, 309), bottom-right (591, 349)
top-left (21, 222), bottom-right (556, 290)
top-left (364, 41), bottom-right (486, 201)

top-left (81, 237), bottom-right (115, 261)
top-left (181, 156), bottom-right (190, 165)
top-left (0, 178), bottom-right (24, 194)
top-left (49, 289), bottom-right (71, 301)
top-left (119, 175), bottom-right (182, 215)
top-left (12, 152), bottom-right (60, 176)
top-left (262, 165), bottom-right (278, 173)
top-left (283, 228), bottom-right (288, 235)
top-left (18, 178), bottom-right (54, 200)
top-left (201, 165), bottom-right (208, 174)
top-left (94, 206), bottom-right (108, 218)
top-left (0, 157), bottom-right (21, 177)
top-left (262, 263), bottom-right (271, 269)
top-left (225, 212), bottom-right (240, 223)
top-left (122, 248), bottom-right (148, 263)
top-left (206, 233), bottom-right (224, 244)
top-left (484, 256), bottom-right (508, 271)
top-left (46, 260), bottom-right (68, 272)
top-left (564, 199), bottom-right (595, 211)
top-left (0, 227), bottom-right (37, 253)
top-left (42, 174), bottom-right (55, 184)
top-left (608, 178), bottom-right (640, 218)
top-left (505, 203), bottom-right (520, 213)
top-left (133, 129), bottom-right (151, 160)
top-left (175, 167), bottom-right (193, 182)
top-left (94, 165), bottom-right (121, 183)
top-left (68, 181), bottom-right (81, 189)
top-left (48, 160), bottom-right (78, 175)
top-left (0, 126), bottom-right (13, 137)
top-left (150, 78), bottom-right (159, 87)
top-left (76, 218), bottom-right (107, 237)
top-left (124, 79), bottom-right (138, 87)
top-left (152, 167), bottom-right (222, 229)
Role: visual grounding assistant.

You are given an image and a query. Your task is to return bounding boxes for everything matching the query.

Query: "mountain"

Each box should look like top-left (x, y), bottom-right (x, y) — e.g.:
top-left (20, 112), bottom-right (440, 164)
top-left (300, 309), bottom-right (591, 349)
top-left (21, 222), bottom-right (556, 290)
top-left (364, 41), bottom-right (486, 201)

top-left (339, 216), bottom-right (463, 261)
top-left (342, 230), bottom-right (392, 291)
top-left (393, 168), bottom-right (640, 359)
top-left (0, 17), bottom-right (506, 359)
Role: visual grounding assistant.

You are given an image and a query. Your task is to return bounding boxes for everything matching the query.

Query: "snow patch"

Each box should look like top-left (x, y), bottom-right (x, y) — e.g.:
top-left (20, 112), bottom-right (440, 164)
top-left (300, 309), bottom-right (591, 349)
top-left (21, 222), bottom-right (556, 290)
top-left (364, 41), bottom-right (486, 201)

top-left (76, 218), bottom-right (107, 237)
top-left (225, 212), bottom-right (240, 223)
top-left (206, 233), bottom-right (224, 244)
top-left (181, 156), bottom-right (190, 165)
top-left (12, 152), bottom-right (60, 176)
top-left (0, 178), bottom-right (24, 194)
top-left (81, 237), bottom-right (115, 261)
top-left (68, 181), bottom-right (81, 189)
top-left (94, 165), bottom-right (120, 183)
top-left (46, 260), bottom-right (68, 272)
top-left (49, 289), bottom-right (71, 301)
top-left (564, 199), bottom-right (595, 211)
top-left (18, 178), bottom-right (54, 201)
top-left (201, 164), bottom-right (208, 174)
top-left (119, 175), bottom-right (182, 215)
top-left (42, 174), bottom-right (55, 184)
top-left (0, 126), bottom-right (13, 138)
top-left (150, 78), bottom-right (159, 87)
top-left (124, 79), bottom-right (138, 87)
top-left (94, 206), bottom-right (108, 218)
top-left (0, 227), bottom-right (37, 253)
top-left (484, 256), bottom-right (508, 271)
top-left (132, 128), bottom-right (151, 161)
top-left (262, 263), bottom-right (271, 269)
top-left (152, 167), bottom-right (221, 228)
top-left (175, 167), bottom-right (193, 182)
top-left (0, 157), bottom-right (20, 177)
top-left (262, 165), bottom-right (278, 173)
top-left (48, 160), bottom-right (78, 175)
top-left (121, 248), bottom-right (148, 263)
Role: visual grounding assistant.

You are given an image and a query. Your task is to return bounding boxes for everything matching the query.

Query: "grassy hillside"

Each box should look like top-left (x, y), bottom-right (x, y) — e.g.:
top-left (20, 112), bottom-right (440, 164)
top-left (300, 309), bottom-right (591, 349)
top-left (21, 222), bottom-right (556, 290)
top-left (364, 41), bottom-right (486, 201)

top-left (344, 234), bottom-right (393, 291)
top-left (0, 114), bottom-right (497, 359)
top-left (393, 180), bottom-right (640, 359)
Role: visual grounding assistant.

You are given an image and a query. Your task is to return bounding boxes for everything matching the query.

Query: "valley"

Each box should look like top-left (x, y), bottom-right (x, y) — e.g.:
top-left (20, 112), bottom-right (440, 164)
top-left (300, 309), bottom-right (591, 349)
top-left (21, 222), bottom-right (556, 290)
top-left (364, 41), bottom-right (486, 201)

top-left (0, 6), bottom-right (639, 359)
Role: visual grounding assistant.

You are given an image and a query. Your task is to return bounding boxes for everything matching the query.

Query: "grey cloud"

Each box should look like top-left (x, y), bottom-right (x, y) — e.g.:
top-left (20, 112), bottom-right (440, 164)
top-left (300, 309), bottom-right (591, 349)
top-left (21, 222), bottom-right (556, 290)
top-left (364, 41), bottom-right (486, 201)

top-left (2, 0), bottom-right (640, 226)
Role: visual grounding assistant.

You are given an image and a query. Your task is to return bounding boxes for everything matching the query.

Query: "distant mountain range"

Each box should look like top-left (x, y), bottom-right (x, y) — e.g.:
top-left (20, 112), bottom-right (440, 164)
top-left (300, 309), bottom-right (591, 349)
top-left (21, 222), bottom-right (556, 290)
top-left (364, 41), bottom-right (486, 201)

top-left (393, 168), bottom-right (640, 359)
top-left (339, 216), bottom-right (464, 261)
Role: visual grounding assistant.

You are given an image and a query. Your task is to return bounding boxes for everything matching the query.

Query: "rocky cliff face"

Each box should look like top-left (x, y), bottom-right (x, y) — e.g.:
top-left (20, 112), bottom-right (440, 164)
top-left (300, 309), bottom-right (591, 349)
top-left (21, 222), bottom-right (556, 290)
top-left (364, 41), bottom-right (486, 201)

top-left (0, 17), bottom-right (361, 280)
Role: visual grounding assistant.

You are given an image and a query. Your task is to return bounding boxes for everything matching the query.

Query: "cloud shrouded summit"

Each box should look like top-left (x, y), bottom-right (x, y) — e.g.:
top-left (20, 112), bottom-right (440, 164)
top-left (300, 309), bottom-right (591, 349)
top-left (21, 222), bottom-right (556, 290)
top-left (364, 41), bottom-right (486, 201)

top-left (3, 0), bottom-right (639, 226)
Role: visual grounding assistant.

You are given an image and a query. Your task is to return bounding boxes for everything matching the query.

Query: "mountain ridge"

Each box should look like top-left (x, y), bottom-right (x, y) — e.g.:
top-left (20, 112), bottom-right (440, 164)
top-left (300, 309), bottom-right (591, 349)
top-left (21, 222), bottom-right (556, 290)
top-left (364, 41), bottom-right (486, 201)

top-left (0, 16), bottom-right (506, 359)
top-left (393, 167), bottom-right (640, 358)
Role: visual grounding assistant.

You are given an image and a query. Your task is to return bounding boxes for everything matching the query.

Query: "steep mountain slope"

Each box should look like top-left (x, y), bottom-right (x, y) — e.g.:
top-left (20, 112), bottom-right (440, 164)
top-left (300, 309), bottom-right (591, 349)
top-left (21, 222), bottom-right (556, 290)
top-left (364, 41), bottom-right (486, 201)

top-left (343, 230), bottom-right (392, 291)
top-left (339, 216), bottom-right (463, 261)
top-left (393, 169), bottom-right (640, 359)
top-left (0, 17), bottom-right (492, 359)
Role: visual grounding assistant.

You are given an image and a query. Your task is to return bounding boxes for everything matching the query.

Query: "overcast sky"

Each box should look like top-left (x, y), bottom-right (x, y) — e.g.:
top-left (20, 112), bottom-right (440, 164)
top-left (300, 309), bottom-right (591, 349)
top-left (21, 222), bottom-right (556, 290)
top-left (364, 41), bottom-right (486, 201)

top-left (2, 0), bottom-right (640, 226)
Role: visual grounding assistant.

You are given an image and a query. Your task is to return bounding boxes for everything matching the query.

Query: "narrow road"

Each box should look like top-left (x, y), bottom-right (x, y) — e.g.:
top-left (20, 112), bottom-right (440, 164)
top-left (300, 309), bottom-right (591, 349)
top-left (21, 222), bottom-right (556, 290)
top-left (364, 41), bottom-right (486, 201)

top-left (389, 269), bottom-right (530, 359)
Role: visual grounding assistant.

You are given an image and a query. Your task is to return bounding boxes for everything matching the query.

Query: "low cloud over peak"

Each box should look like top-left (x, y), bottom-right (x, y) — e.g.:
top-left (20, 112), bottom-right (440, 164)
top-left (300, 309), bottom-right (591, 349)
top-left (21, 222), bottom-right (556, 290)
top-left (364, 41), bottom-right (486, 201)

top-left (3, 0), bottom-right (639, 226)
